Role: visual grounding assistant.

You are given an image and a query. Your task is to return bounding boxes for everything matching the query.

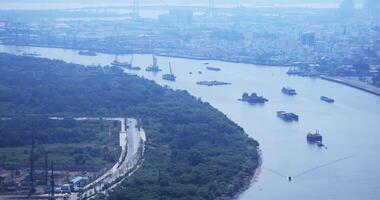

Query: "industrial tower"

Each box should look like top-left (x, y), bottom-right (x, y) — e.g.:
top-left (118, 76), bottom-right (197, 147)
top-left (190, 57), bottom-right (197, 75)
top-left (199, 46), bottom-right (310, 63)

top-left (133, 0), bottom-right (140, 17)
top-left (208, 0), bottom-right (215, 18)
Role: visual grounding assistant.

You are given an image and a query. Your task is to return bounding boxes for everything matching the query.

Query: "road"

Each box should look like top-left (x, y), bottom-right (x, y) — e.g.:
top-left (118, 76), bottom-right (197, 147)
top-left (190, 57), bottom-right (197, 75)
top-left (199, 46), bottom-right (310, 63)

top-left (75, 118), bottom-right (145, 200)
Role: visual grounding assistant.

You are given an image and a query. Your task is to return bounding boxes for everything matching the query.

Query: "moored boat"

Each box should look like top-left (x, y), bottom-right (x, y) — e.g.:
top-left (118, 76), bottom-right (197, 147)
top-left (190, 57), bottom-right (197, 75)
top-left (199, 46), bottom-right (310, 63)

top-left (282, 87), bottom-right (297, 96)
top-left (276, 111), bottom-right (299, 122)
top-left (78, 50), bottom-right (97, 56)
top-left (162, 62), bottom-right (176, 81)
top-left (320, 96), bottom-right (334, 103)
top-left (146, 56), bottom-right (162, 72)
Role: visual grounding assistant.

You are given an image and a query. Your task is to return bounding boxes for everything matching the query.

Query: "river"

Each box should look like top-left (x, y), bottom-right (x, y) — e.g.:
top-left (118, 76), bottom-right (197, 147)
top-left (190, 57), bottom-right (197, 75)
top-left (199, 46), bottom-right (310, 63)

top-left (1, 45), bottom-right (379, 200)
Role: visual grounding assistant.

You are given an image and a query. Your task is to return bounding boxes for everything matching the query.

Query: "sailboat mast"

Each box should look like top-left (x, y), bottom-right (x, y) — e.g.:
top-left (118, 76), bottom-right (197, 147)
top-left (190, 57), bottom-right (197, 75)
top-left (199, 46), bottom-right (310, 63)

top-left (153, 56), bottom-right (157, 67)
top-left (169, 62), bottom-right (173, 75)
top-left (130, 55), bottom-right (134, 65)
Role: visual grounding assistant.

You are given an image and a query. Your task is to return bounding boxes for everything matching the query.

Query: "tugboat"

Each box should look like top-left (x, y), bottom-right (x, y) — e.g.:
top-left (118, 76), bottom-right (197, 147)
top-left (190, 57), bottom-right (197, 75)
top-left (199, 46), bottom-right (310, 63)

top-left (146, 56), bottom-right (162, 72)
top-left (239, 93), bottom-right (268, 104)
top-left (320, 96), bottom-right (334, 103)
top-left (307, 130), bottom-right (324, 147)
top-left (282, 87), bottom-right (297, 96)
top-left (276, 111), bottom-right (299, 122)
top-left (162, 62), bottom-right (176, 81)
top-left (78, 50), bottom-right (97, 56)
top-left (206, 66), bottom-right (221, 71)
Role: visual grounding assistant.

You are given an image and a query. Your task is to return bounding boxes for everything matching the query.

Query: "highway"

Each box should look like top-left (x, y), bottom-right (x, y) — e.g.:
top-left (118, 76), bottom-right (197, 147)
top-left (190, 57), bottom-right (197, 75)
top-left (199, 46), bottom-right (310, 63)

top-left (75, 118), bottom-right (145, 200)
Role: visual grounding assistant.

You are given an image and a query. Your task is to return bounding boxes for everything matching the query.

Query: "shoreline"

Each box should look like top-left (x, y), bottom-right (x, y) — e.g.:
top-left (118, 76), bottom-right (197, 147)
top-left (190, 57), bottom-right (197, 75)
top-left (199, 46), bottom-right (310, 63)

top-left (2, 44), bottom-right (380, 97)
top-left (320, 75), bottom-right (380, 97)
top-left (229, 147), bottom-right (262, 200)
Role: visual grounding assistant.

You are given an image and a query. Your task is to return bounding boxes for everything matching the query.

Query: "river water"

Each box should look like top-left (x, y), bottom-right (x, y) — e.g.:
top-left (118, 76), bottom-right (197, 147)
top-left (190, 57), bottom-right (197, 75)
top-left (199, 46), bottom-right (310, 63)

top-left (1, 45), bottom-right (379, 200)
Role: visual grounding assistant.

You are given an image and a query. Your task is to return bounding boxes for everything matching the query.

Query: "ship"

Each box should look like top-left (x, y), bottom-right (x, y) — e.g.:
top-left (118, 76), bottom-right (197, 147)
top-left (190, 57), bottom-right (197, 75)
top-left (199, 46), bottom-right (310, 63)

top-left (111, 60), bottom-right (131, 68)
top-left (78, 51), bottom-right (97, 56)
top-left (282, 87), bottom-right (297, 96)
top-left (162, 62), bottom-right (176, 81)
top-left (111, 55), bottom-right (133, 68)
top-left (276, 111), bottom-right (299, 122)
top-left (206, 66), bottom-right (221, 71)
top-left (239, 93), bottom-right (268, 104)
top-left (307, 130), bottom-right (323, 147)
top-left (320, 96), bottom-right (334, 103)
top-left (146, 56), bottom-right (162, 72)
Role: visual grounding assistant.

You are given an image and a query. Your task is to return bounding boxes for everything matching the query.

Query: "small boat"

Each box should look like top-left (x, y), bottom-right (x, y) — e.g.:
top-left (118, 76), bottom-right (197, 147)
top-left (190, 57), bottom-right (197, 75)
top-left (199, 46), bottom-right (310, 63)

top-left (131, 66), bottom-right (141, 71)
top-left (276, 111), bottom-right (299, 122)
top-left (198, 71), bottom-right (202, 74)
top-left (146, 56), bottom-right (162, 72)
top-left (22, 52), bottom-right (41, 57)
top-left (320, 96), bottom-right (334, 103)
top-left (206, 66), bottom-right (221, 71)
top-left (162, 62), bottom-right (176, 81)
top-left (78, 51), bottom-right (97, 56)
top-left (282, 87), bottom-right (297, 96)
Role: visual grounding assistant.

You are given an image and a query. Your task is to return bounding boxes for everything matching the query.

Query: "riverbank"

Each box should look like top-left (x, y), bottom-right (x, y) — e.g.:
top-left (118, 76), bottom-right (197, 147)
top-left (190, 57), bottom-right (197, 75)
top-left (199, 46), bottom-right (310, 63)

top-left (320, 75), bottom-right (380, 97)
top-left (16, 43), bottom-right (380, 98)
top-left (231, 148), bottom-right (262, 200)
top-left (0, 43), bottom-right (290, 68)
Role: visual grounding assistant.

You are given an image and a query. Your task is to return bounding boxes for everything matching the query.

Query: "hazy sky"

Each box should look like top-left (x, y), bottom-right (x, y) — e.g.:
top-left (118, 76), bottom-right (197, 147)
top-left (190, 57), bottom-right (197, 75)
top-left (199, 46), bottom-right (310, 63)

top-left (0, 0), bottom-right (364, 9)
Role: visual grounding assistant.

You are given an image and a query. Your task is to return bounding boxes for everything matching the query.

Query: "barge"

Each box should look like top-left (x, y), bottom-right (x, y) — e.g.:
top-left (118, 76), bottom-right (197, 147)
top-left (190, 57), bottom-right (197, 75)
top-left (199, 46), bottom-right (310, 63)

top-left (239, 93), bottom-right (268, 104)
top-left (282, 87), bottom-right (297, 96)
top-left (320, 96), bottom-right (334, 103)
top-left (276, 111), bottom-right (299, 122)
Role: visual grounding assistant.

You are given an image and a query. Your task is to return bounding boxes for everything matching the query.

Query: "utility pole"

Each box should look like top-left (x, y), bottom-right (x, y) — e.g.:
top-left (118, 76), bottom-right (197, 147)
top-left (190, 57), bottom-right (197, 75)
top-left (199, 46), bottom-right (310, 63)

top-left (28, 135), bottom-right (35, 197)
top-left (50, 162), bottom-right (55, 200)
top-left (45, 152), bottom-right (48, 186)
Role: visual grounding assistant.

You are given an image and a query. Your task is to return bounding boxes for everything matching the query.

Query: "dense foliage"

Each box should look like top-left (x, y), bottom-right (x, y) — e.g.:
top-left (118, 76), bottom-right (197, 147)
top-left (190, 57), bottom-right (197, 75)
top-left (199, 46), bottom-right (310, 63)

top-left (0, 54), bottom-right (259, 200)
top-left (0, 117), bottom-right (120, 168)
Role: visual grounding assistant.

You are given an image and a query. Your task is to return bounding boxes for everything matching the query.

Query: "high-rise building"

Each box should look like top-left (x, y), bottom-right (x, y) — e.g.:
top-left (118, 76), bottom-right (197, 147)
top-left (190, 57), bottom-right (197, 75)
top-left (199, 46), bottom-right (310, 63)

top-left (300, 32), bottom-right (315, 48)
top-left (169, 9), bottom-right (193, 25)
top-left (339, 0), bottom-right (355, 18)
top-left (363, 0), bottom-right (380, 17)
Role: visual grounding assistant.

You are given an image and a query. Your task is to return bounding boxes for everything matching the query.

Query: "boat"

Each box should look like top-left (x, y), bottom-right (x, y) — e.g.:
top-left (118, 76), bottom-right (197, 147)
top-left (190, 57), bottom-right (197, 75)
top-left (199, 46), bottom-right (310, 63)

top-left (196, 81), bottom-right (231, 86)
top-left (320, 96), bottom-right (334, 103)
top-left (282, 87), bottom-right (297, 96)
top-left (78, 51), bottom-right (97, 56)
top-left (162, 62), bottom-right (176, 81)
top-left (307, 130), bottom-right (323, 143)
top-left (22, 52), bottom-right (41, 57)
top-left (111, 55), bottom-right (134, 68)
top-left (131, 66), bottom-right (141, 71)
top-left (111, 60), bottom-right (131, 68)
top-left (206, 66), bottom-right (221, 71)
top-left (276, 111), bottom-right (299, 122)
top-left (239, 93), bottom-right (268, 104)
top-left (146, 56), bottom-right (162, 72)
